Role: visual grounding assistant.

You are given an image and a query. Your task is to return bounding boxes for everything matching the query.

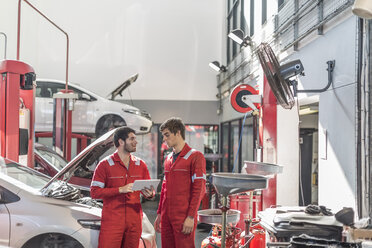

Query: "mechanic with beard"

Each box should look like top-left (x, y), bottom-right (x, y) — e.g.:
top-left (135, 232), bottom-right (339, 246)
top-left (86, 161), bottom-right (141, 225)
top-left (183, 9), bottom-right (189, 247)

top-left (91, 127), bottom-right (155, 248)
top-left (154, 117), bottom-right (206, 248)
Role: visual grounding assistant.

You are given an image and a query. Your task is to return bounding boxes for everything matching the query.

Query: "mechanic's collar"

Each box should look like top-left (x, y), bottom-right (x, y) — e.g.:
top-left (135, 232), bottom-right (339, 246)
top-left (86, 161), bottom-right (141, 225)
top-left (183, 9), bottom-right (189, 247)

top-left (177, 143), bottom-right (191, 158)
top-left (112, 151), bottom-right (135, 167)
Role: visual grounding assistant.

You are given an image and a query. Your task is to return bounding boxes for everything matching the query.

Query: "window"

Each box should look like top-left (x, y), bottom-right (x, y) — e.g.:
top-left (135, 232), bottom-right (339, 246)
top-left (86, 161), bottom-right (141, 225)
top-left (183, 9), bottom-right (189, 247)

top-left (0, 186), bottom-right (20, 204)
top-left (230, 120), bottom-right (240, 172)
top-left (36, 82), bottom-right (64, 98)
top-left (227, 0), bottom-right (248, 64)
top-left (36, 81), bottom-right (96, 101)
top-left (241, 119), bottom-right (254, 163)
top-left (262, 0), bottom-right (267, 25)
top-left (250, 0), bottom-right (255, 36)
top-left (68, 86), bottom-right (90, 101)
top-left (221, 117), bottom-right (255, 173)
top-left (36, 86), bottom-right (51, 98)
top-left (221, 122), bottom-right (230, 172)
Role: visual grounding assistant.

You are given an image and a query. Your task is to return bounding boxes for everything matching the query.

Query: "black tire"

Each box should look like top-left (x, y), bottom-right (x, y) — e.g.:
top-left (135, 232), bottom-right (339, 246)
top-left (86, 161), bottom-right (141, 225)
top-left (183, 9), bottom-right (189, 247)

top-left (95, 115), bottom-right (126, 138)
top-left (22, 233), bottom-right (83, 248)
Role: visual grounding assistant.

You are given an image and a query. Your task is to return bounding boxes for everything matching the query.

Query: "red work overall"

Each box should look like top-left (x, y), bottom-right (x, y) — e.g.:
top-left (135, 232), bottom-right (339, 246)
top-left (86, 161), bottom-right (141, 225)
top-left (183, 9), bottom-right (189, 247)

top-left (158, 143), bottom-right (206, 248)
top-left (91, 152), bottom-right (151, 248)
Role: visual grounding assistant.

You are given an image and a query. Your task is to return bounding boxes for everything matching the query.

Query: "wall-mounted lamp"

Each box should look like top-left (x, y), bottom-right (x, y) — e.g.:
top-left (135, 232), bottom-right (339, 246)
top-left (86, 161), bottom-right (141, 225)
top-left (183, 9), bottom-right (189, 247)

top-left (228, 29), bottom-right (252, 47)
top-left (209, 61), bottom-right (227, 72)
top-left (352, 0), bottom-right (372, 19)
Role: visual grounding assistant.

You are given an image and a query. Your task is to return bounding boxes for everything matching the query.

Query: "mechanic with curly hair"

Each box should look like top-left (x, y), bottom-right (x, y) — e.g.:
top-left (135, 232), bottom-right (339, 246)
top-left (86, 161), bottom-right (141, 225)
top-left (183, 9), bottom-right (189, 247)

top-left (91, 126), bottom-right (154, 248)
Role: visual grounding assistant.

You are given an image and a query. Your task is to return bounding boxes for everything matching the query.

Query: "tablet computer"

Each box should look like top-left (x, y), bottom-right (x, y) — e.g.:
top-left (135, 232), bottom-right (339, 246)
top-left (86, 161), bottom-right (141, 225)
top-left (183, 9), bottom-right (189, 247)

top-left (132, 179), bottom-right (161, 191)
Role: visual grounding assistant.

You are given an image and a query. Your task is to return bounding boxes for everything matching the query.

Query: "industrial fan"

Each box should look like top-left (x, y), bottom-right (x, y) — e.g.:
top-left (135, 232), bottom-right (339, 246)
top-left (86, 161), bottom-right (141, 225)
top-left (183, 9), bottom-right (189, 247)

top-left (256, 43), bottom-right (304, 109)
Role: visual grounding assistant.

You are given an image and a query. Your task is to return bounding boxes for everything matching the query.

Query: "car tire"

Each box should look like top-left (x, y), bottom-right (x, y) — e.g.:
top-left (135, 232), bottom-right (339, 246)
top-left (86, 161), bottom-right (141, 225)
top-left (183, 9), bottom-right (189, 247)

top-left (95, 115), bottom-right (126, 138)
top-left (22, 233), bottom-right (83, 248)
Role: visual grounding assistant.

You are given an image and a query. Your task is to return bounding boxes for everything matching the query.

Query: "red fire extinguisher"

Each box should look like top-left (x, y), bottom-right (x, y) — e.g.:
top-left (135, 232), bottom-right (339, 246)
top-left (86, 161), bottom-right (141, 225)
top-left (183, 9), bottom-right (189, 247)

top-left (249, 221), bottom-right (266, 248)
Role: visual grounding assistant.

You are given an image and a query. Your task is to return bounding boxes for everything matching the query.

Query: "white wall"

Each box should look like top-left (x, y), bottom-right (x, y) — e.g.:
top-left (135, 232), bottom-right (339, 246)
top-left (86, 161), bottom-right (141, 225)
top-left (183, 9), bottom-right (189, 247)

top-left (0, 0), bottom-right (223, 101)
top-left (121, 99), bottom-right (219, 124)
top-left (288, 15), bottom-right (357, 212)
top-left (276, 104), bottom-right (300, 206)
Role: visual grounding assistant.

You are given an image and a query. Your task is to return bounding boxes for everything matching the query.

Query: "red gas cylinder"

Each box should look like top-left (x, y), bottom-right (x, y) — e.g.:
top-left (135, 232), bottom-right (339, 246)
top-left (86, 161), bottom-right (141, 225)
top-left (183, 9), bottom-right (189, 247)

top-left (238, 222), bottom-right (266, 248)
top-left (229, 192), bottom-right (262, 231)
top-left (249, 225), bottom-right (265, 248)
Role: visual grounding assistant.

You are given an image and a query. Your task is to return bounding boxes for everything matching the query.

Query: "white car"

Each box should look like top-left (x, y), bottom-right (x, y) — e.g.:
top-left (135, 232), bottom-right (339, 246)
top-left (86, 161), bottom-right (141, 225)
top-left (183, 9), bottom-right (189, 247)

top-left (0, 158), bottom-right (101, 247)
top-left (35, 77), bottom-right (152, 137)
top-left (0, 141), bottom-right (157, 248)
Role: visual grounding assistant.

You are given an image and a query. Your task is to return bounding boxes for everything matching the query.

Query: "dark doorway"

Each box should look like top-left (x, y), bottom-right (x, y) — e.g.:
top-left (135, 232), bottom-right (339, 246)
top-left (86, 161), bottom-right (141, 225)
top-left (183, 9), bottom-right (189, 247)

top-left (299, 128), bottom-right (316, 206)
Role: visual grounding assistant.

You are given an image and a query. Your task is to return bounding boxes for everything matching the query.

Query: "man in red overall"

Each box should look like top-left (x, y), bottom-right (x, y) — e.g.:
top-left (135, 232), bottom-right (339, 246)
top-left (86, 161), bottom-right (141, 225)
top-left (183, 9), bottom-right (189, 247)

top-left (91, 127), bottom-right (154, 248)
top-left (154, 117), bottom-right (206, 248)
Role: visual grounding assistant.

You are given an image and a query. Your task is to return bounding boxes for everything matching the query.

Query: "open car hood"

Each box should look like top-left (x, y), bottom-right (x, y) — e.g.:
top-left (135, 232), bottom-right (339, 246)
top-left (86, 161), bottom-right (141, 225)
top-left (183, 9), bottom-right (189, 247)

top-left (106, 73), bottom-right (138, 100)
top-left (41, 128), bottom-right (117, 191)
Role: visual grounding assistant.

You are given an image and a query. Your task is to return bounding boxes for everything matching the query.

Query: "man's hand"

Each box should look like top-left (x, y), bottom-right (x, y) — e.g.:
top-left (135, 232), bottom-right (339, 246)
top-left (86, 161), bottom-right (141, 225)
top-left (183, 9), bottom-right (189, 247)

top-left (182, 216), bottom-right (194, 234)
top-left (119, 183), bottom-right (133, 193)
top-left (154, 214), bottom-right (161, 233)
top-left (141, 186), bottom-right (155, 198)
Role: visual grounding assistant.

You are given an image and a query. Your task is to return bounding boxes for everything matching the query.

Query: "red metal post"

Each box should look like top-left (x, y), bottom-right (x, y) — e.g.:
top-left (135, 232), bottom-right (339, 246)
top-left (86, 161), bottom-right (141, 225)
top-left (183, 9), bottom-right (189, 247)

top-left (0, 75), bottom-right (5, 157)
top-left (261, 75), bottom-right (278, 209)
top-left (76, 134), bottom-right (88, 154)
top-left (0, 60), bottom-right (34, 165)
top-left (1, 73), bottom-right (20, 161)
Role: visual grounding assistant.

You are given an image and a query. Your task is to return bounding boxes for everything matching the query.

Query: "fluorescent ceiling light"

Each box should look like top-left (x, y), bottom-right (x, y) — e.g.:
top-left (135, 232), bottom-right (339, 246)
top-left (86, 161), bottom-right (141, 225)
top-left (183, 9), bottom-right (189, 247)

top-left (299, 106), bottom-right (318, 115)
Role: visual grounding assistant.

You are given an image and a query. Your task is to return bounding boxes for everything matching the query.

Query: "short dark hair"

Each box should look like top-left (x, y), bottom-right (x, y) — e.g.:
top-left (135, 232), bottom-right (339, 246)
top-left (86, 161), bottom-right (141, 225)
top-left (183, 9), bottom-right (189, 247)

top-left (113, 126), bottom-right (135, 147)
top-left (160, 117), bottom-right (185, 140)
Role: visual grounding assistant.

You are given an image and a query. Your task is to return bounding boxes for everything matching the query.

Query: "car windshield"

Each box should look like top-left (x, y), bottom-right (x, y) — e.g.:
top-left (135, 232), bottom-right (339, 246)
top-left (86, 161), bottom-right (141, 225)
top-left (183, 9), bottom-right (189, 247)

top-left (35, 148), bottom-right (67, 171)
top-left (0, 159), bottom-right (50, 190)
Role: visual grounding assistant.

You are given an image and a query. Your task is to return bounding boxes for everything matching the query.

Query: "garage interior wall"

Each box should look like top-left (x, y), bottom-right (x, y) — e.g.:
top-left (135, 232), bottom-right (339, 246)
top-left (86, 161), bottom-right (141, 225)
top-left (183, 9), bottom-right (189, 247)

top-left (292, 15), bottom-right (357, 212)
top-left (0, 0), bottom-right (224, 126)
top-left (121, 99), bottom-right (219, 124)
top-left (216, 0), bottom-right (358, 212)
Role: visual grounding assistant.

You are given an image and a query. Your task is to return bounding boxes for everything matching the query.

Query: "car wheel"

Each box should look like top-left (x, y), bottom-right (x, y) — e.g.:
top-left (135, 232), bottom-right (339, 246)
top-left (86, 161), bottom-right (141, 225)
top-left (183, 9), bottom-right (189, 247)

top-left (95, 115), bottom-right (126, 137)
top-left (22, 233), bottom-right (83, 248)
top-left (40, 233), bottom-right (83, 248)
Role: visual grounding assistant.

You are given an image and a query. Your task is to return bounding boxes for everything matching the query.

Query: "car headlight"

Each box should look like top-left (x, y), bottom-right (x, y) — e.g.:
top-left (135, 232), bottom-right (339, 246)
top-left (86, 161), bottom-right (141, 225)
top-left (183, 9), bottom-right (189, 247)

top-left (123, 109), bottom-right (151, 120)
top-left (123, 109), bottom-right (141, 115)
top-left (78, 219), bottom-right (101, 230)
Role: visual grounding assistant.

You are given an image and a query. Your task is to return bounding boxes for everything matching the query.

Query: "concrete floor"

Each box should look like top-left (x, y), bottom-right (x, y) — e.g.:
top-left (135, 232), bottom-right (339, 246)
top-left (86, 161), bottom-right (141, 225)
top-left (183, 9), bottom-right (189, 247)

top-left (142, 199), bottom-right (211, 248)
